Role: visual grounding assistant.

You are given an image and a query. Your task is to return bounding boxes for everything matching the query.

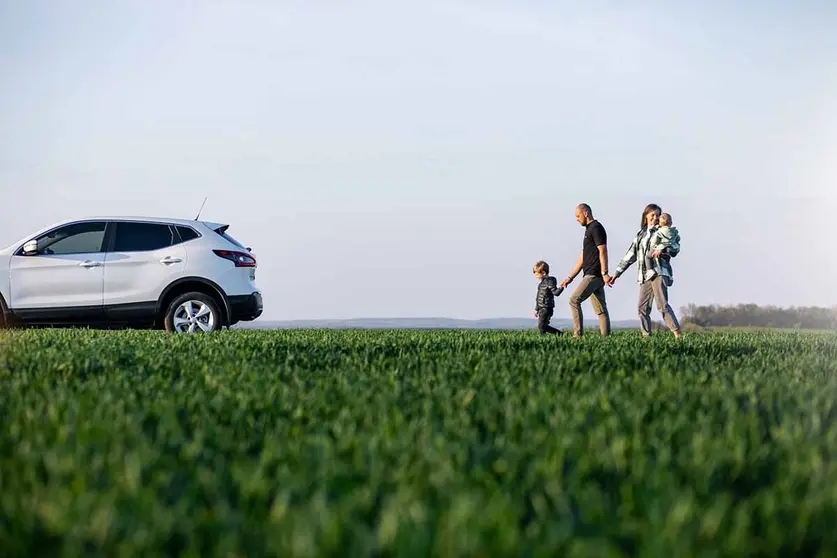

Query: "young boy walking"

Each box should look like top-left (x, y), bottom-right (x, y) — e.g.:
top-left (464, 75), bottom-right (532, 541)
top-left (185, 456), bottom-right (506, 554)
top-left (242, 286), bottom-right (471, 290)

top-left (533, 261), bottom-right (565, 335)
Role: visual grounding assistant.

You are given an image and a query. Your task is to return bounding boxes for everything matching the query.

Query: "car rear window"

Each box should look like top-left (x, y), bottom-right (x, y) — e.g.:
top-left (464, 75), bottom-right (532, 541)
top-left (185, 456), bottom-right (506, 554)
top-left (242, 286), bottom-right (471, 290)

top-left (217, 230), bottom-right (247, 250)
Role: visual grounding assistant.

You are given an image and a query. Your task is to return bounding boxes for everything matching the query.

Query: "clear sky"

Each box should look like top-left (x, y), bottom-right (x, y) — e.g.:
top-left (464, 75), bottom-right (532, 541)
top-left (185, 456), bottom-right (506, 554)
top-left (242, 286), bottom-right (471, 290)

top-left (2, 1), bottom-right (835, 321)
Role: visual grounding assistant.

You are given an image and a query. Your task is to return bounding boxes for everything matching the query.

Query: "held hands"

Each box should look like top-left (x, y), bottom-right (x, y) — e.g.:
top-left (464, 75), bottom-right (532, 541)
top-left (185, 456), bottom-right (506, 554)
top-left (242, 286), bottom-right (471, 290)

top-left (651, 250), bottom-right (661, 258)
top-left (561, 273), bottom-right (616, 287)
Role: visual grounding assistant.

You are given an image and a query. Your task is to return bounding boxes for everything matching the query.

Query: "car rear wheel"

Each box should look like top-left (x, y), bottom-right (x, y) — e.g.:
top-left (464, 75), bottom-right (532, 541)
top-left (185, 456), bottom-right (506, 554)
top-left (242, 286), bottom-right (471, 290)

top-left (164, 292), bottom-right (222, 334)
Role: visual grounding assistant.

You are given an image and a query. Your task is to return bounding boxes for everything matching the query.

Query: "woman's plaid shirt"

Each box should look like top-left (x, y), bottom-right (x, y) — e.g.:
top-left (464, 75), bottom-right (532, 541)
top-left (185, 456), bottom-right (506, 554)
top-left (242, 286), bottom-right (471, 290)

top-left (613, 226), bottom-right (680, 286)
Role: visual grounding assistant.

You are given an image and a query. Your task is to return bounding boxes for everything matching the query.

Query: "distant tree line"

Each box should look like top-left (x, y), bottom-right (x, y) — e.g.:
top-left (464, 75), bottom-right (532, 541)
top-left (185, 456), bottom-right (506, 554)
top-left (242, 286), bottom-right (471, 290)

top-left (680, 304), bottom-right (837, 330)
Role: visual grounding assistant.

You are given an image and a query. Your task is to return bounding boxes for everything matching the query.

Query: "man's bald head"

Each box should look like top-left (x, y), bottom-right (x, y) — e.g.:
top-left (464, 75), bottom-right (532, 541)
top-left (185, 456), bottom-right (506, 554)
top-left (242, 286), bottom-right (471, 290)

top-left (575, 203), bottom-right (593, 226)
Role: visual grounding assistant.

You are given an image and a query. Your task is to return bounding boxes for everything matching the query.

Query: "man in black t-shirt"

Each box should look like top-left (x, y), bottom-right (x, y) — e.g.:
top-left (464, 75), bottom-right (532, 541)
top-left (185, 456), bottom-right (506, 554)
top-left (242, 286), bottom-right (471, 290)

top-left (559, 203), bottom-right (612, 337)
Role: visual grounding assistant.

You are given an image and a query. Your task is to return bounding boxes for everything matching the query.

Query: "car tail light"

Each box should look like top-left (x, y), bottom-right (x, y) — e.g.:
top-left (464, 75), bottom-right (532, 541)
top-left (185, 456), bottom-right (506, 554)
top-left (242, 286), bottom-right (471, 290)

top-left (213, 249), bottom-right (257, 267)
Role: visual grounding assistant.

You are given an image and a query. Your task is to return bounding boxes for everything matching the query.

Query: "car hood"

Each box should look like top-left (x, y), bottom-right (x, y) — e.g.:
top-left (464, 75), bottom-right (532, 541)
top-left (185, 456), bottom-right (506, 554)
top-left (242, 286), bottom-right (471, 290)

top-left (0, 239), bottom-right (23, 255)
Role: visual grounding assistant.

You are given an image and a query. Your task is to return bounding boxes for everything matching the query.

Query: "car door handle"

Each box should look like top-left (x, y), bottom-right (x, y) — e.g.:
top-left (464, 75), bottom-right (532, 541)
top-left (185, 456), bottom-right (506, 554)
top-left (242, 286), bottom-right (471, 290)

top-left (159, 256), bottom-right (183, 265)
top-left (79, 260), bottom-right (102, 268)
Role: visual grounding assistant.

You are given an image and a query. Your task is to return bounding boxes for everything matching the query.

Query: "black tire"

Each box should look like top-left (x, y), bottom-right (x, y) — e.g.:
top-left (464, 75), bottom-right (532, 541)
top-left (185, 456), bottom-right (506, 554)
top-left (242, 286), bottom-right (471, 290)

top-left (163, 292), bottom-right (223, 334)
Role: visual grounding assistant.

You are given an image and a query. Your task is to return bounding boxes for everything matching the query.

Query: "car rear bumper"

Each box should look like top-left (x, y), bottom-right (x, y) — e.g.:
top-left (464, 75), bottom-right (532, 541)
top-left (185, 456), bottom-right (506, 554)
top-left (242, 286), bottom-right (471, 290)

top-left (228, 291), bottom-right (262, 322)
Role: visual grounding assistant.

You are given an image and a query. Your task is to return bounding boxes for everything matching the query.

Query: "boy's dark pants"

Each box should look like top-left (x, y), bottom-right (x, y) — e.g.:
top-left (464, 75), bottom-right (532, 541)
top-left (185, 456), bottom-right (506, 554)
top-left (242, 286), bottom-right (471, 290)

top-left (537, 308), bottom-right (560, 335)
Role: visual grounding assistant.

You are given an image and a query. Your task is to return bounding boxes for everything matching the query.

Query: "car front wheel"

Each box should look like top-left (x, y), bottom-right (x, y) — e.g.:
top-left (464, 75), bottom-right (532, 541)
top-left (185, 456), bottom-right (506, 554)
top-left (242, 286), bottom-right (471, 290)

top-left (164, 293), bottom-right (222, 334)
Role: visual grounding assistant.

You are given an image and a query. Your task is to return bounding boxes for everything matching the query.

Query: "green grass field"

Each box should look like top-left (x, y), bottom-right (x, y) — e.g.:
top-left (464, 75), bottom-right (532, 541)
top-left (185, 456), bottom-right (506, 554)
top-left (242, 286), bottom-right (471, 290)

top-left (1, 328), bottom-right (837, 556)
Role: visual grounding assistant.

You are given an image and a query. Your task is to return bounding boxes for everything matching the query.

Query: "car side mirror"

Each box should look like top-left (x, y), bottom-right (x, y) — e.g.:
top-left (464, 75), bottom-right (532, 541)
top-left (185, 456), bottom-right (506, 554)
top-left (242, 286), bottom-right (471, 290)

top-left (22, 240), bottom-right (39, 255)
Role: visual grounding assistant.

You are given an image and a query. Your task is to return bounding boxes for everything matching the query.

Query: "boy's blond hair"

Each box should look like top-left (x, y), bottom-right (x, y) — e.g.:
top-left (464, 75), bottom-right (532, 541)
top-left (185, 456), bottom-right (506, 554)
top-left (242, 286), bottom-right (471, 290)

top-left (660, 213), bottom-right (672, 226)
top-left (533, 260), bottom-right (549, 274)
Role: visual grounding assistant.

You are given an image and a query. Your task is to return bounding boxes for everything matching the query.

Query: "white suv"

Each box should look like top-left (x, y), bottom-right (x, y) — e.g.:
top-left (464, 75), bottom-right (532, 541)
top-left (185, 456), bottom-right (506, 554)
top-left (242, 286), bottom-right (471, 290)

top-left (0, 216), bottom-right (262, 333)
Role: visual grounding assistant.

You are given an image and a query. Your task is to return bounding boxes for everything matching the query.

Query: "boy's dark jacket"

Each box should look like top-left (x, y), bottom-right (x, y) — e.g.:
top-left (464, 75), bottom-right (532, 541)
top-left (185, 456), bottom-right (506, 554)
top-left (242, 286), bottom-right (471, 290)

top-left (535, 276), bottom-right (564, 311)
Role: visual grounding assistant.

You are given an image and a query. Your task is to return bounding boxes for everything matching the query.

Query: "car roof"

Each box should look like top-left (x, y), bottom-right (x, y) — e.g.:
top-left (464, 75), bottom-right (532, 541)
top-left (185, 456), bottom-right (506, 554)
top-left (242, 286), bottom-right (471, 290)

top-left (81, 216), bottom-right (221, 227)
top-left (1, 216), bottom-right (229, 254)
top-left (45, 216), bottom-right (227, 231)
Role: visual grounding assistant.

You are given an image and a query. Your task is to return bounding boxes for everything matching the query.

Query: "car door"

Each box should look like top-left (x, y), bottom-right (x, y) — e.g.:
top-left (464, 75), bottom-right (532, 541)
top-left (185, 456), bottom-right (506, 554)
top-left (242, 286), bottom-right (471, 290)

top-left (103, 221), bottom-right (188, 318)
top-left (9, 221), bottom-right (108, 319)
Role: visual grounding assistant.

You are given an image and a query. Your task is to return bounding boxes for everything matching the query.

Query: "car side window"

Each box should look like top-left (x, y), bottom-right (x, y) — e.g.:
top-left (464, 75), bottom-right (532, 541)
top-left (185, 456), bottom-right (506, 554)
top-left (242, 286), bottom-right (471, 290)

top-left (176, 226), bottom-right (200, 242)
top-left (35, 222), bottom-right (107, 255)
top-left (112, 222), bottom-right (177, 252)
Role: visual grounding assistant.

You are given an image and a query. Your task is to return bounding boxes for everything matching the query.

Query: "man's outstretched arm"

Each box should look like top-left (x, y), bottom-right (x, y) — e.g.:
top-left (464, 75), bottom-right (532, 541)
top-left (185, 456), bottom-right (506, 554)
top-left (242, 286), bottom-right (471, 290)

top-left (598, 243), bottom-right (610, 283)
top-left (560, 252), bottom-right (583, 288)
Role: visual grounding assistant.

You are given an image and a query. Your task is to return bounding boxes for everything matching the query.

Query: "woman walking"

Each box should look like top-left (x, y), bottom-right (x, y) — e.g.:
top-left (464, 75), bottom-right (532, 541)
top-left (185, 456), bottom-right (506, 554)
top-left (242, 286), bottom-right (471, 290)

top-left (608, 203), bottom-right (682, 338)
